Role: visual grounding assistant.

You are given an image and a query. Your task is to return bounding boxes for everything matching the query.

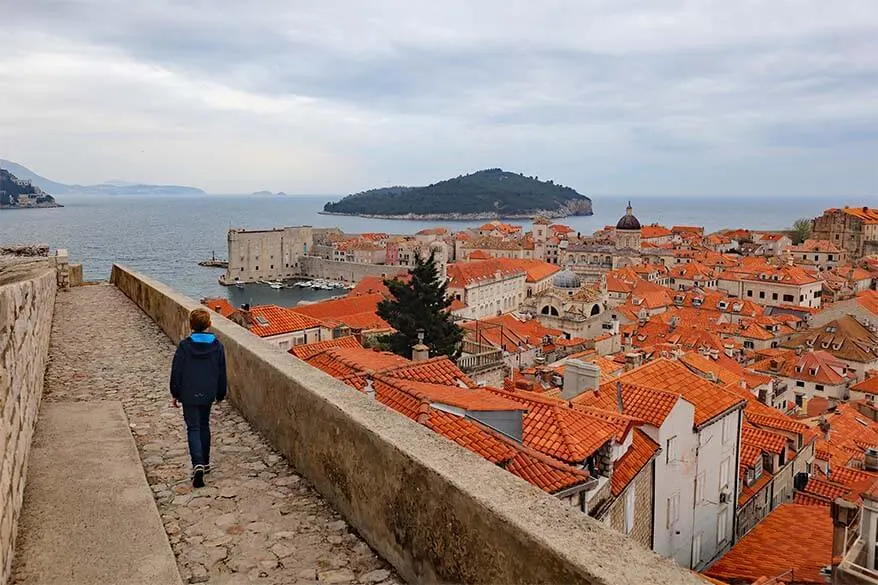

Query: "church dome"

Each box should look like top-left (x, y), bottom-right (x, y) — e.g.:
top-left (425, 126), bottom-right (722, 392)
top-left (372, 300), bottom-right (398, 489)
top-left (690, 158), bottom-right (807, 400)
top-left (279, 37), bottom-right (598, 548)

top-left (616, 201), bottom-right (641, 230)
top-left (553, 269), bottom-right (582, 289)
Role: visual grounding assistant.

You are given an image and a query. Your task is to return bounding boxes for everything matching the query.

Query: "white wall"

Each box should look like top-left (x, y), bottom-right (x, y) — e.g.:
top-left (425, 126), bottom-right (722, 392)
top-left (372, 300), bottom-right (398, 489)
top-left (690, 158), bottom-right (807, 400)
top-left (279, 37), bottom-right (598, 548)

top-left (648, 399), bottom-right (698, 568)
top-left (691, 410), bottom-right (741, 569)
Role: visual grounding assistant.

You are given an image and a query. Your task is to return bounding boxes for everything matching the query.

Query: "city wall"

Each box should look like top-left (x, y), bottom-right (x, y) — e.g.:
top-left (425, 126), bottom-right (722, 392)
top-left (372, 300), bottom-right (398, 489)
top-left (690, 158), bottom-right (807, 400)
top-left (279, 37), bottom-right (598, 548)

top-left (0, 264), bottom-right (56, 583)
top-left (298, 256), bottom-right (406, 282)
top-left (111, 263), bottom-right (704, 585)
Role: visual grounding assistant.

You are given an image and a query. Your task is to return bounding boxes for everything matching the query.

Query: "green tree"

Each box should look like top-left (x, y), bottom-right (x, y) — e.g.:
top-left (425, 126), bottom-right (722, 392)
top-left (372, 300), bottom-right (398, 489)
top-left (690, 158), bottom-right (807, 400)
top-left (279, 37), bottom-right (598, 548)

top-left (791, 218), bottom-right (812, 245)
top-left (377, 250), bottom-right (464, 359)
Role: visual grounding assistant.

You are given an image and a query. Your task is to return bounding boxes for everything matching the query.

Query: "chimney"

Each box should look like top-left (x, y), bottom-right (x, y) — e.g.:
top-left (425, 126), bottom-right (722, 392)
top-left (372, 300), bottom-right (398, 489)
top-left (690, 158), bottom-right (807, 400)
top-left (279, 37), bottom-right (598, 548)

top-left (615, 381), bottom-right (624, 414)
top-left (624, 352), bottom-right (642, 371)
top-left (364, 377), bottom-right (376, 399)
top-left (412, 328), bottom-right (429, 361)
top-left (795, 346), bottom-right (803, 356)
top-left (561, 360), bottom-right (600, 400)
top-left (818, 417), bottom-right (831, 442)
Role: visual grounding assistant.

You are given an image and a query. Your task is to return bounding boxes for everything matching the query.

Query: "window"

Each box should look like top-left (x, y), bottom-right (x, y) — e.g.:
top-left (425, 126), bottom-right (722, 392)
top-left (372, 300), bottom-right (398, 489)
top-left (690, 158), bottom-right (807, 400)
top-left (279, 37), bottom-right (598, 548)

top-left (795, 394), bottom-right (804, 407)
top-left (744, 341), bottom-right (754, 349)
top-left (666, 436), bottom-right (678, 463)
top-left (667, 493), bottom-right (680, 528)
top-left (255, 266), bottom-right (259, 271)
top-left (816, 384), bottom-right (824, 391)
top-left (717, 510), bottom-right (727, 545)
top-left (783, 294), bottom-right (794, 302)
top-left (625, 485), bottom-right (636, 534)
top-left (796, 381), bottom-right (805, 387)
top-left (692, 533), bottom-right (702, 566)
top-left (772, 292), bottom-right (778, 300)
top-left (270, 264), bottom-right (274, 269)
top-left (759, 291), bottom-right (765, 299)
top-left (719, 457), bottom-right (730, 489)
top-left (747, 290), bottom-right (753, 297)
top-left (814, 255), bottom-right (819, 261)
top-left (695, 472), bottom-right (705, 504)
top-left (722, 416), bottom-right (734, 444)
top-left (829, 254), bottom-right (834, 261)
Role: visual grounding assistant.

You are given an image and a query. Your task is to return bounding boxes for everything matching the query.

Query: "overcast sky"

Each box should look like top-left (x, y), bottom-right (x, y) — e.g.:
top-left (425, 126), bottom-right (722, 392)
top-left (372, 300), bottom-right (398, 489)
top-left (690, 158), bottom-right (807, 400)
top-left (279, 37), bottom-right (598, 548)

top-left (1, 1), bottom-right (876, 196)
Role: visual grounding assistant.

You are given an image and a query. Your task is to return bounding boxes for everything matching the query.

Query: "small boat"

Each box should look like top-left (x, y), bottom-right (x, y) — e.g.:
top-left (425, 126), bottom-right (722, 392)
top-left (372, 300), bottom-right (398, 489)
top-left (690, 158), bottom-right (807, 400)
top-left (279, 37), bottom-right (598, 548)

top-left (235, 282), bottom-right (245, 289)
top-left (268, 281), bottom-right (283, 289)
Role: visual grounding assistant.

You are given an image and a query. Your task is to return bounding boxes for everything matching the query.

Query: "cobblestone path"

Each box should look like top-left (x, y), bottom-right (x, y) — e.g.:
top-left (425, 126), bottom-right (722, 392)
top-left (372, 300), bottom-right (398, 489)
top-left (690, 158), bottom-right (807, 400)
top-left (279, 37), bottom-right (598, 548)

top-left (41, 284), bottom-right (398, 585)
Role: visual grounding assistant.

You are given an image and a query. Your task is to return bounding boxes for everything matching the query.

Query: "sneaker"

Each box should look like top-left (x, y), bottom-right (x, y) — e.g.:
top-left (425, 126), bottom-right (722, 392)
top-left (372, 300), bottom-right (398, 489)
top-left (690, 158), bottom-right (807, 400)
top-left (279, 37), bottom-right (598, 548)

top-left (204, 464), bottom-right (211, 475)
top-left (192, 465), bottom-right (205, 488)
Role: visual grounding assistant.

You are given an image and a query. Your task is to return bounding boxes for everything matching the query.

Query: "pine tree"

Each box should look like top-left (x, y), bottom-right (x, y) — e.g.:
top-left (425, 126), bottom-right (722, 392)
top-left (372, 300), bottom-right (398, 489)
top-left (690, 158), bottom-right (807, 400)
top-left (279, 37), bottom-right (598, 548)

top-left (377, 250), bottom-right (464, 359)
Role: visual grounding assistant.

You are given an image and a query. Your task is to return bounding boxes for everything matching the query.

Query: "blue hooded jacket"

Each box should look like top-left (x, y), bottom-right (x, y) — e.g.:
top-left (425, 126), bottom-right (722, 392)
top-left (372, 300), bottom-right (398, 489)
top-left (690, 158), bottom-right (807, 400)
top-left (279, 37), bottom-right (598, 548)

top-left (170, 332), bottom-right (227, 405)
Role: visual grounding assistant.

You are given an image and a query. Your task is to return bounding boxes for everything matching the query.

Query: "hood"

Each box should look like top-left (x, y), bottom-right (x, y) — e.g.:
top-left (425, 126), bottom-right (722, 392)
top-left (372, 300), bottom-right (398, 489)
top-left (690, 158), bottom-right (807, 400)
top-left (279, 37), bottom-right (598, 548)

top-left (183, 332), bottom-right (221, 358)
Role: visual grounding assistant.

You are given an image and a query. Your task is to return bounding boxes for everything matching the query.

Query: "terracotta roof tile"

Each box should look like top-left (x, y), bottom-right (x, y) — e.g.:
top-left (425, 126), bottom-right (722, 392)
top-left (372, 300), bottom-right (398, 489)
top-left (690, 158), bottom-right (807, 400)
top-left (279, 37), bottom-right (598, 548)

top-left (504, 450), bottom-right (592, 493)
top-left (803, 476), bottom-right (850, 500)
top-left (386, 378), bottom-right (526, 412)
top-left (794, 492), bottom-right (831, 507)
top-left (615, 359), bottom-right (745, 427)
top-left (201, 297), bottom-right (236, 318)
top-left (424, 410), bottom-right (518, 463)
top-left (742, 423), bottom-right (788, 454)
top-left (248, 305), bottom-right (324, 337)
top-left (704, 504), bottom-right (832, 585)
top-left (738, 471), bottom-right (772, 506)
top-left (576, 382), bottom-right (682, 428)
top-left (289, 335), bottom-right (362, 360)
top-left (305, 347), bottom-right (411, 379)
top-left (487, 388), bottom-right (618, 463)
top-left (611, 429), bottom-right (660, 496)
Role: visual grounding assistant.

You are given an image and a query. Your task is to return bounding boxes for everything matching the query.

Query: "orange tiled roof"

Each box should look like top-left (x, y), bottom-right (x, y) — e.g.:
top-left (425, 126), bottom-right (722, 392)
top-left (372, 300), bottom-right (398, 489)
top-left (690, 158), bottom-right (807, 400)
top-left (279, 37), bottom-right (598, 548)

top-left (389, 378), bottom-right (526, 412)
top-left (425, 410), bottom-right (517, 463)
top-left (249, 305), bottom-right (324, 337)
top-left (289, 335), bottom-right (362, 360)
top-left (826, 465), bottom-right (876, 488)
top-left (385, 357), bottom-right (476, 387)
top-left (576, 382), bottom-right (682, 428)
top-left (305, 347), bottom-right (411, 379)
top-left (611, 429), bottom-right (659, 496)
top-left (348, 273), bottom-right (410, 298)
top-left (857, 290), bottom-right (878, 316)
top-left (704, 504), bottom-right (832, 585)
top-left (740, 443), bottom-right (763, 468)
top-left (739, 471), bottom-right (772, 507)
top-left (794, 492), bottom-right (831, 507)
top-left (487, 388), bottom-right (619, 463)
top-left (494, 258), bottom-right (561, 283)
top-left (752, 349), bottom-right (851, 386)
top-left (853, 375), bottom-right (878, 396)
top-left (504, 450), bottom-right (591, 494)
top-left (291, 292), bottom-right (385, 321)
top-left (201, 297), bottom-right (236, 318)
top-left (803, 476), bottom-right (851, 501)
top-left (615, 359), bottom-right (745, 428)
top-left (446, 259), bottom-right (526, 287)
top-left (742, 423), bottom-right (787, 454)
top-left (828, 206), bottom-right (878, 223)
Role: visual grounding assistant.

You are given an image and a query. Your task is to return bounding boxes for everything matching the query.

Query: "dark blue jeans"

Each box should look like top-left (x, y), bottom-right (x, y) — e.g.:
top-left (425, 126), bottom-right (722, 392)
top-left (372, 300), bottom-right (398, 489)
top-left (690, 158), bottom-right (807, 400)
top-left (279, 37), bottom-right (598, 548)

top-left (182, 404), bottom-right (212, 467)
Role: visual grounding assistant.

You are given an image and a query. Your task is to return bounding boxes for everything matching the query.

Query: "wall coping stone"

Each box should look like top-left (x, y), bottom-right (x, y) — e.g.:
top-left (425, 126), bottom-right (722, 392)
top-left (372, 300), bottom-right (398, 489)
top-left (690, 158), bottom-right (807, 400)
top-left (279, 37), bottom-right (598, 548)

top-left (110, 263), bottom-right (705, 585)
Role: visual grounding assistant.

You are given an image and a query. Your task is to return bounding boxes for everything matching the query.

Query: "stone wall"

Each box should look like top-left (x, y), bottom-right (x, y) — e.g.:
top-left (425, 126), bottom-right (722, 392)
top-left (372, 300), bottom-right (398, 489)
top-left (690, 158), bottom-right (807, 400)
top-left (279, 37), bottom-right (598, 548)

top-left (0, 267), bottom-right (56, 584)
top-left (298, 256), bottom-right (402, 282)
top-left (110, 263), bottom-right (705, 585)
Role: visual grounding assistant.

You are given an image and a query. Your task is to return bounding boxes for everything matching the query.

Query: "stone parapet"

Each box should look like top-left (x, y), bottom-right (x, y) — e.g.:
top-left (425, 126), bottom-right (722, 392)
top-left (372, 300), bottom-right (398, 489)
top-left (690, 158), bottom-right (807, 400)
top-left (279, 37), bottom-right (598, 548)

top-left (111, 263), bottom-right (705, 585)
top-left (0, 267), bottom-right (57, 583)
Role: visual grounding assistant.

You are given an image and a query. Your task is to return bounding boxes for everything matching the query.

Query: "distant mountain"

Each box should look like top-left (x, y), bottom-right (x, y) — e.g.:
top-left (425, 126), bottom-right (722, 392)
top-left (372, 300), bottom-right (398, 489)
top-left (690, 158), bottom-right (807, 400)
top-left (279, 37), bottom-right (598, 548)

top-left (0, 159), bottom-right (207, 196)
top-left (1, 168), bottom-right (61, 208)
top-left (323, 168), bottom-right (593, 219)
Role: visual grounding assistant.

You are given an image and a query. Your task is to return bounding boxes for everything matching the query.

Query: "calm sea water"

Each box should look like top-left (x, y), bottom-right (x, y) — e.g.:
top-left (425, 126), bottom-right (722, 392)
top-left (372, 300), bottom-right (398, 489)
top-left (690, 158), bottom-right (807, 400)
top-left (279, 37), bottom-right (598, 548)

top-left (0, 193), bottom-right (860, 306)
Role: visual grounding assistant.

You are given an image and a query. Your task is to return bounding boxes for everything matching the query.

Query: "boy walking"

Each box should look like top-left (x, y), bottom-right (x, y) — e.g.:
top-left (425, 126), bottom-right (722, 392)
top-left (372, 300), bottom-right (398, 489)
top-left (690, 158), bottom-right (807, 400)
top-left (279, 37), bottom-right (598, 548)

top-left (170, 308), bottom-right (227, 488)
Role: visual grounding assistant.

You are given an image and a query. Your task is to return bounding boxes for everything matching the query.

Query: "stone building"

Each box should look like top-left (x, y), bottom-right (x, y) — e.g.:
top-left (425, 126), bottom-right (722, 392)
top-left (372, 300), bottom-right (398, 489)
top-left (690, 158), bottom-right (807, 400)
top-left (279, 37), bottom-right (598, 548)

top-left (223, 226), bottom-right (314, 284)
top-left (520, 269), bottom-right (613, 338)
top-left (811, 206), bottom-right (878, 258)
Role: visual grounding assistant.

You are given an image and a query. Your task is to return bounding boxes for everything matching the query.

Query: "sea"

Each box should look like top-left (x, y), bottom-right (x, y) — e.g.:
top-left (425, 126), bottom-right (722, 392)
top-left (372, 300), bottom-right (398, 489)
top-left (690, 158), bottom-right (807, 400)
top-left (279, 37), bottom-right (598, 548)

top-left (0, 193), bottom-right (863, 307)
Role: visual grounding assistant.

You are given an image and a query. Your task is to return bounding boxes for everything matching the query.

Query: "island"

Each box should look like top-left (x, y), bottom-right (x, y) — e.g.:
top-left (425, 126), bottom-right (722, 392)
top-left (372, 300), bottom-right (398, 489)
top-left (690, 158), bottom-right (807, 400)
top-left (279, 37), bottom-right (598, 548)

top-left (0, 159), bottom-right (206, 196)
top-left (251, 190), bottom-right (288, 197)
top-left (0, 168), bottom-right (62, 209)
top-left (321, 168), bottom-right (593, 219)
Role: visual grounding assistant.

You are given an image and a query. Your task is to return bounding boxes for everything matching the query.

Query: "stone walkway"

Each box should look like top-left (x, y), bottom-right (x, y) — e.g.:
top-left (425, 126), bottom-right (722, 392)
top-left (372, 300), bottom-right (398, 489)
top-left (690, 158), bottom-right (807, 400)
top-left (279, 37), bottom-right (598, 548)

top-left (33, 284), bottom-right (397, 585)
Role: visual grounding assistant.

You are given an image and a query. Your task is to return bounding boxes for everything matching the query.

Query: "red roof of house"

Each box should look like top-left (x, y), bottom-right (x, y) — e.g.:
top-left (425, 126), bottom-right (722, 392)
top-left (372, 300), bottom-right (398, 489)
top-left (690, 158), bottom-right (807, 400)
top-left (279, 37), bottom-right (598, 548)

top-left (615, 359), bottom-right (745, 427)
top-left (852, 374), bottom-right (878, 396)
top-left (575, 382), bottom-right (682, 428)
top-left (289, 335), bottom-right (362, 360)
top-left (201, 297), bottom-right (236, 318)
top-left (291, 293), bottom-right (390, 332)
top-left (446, 259), bottom-right (526, 287)
top-left (704, 504), bottom-right (832, 585)
top-left (249, 305), bottom-right (324, 338)
top-left (487, 388), bottom-right (619, 464)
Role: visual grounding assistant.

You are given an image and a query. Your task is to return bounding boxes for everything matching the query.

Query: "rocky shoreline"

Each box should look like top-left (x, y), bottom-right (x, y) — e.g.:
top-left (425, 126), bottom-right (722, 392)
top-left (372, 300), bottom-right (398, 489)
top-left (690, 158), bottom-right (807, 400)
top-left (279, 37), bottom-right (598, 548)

top-left (0, 202), bottom-right (63, 210)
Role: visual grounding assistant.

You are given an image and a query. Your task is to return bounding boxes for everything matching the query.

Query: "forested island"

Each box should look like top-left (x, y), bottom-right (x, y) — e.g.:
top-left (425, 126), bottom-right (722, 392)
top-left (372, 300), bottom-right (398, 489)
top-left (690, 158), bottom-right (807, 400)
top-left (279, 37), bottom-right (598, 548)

top-left (0, 168), bottom-right (61, 209)
top-left (322, 168), bottom-right (593, 219)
